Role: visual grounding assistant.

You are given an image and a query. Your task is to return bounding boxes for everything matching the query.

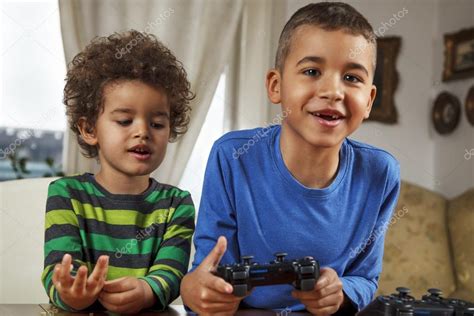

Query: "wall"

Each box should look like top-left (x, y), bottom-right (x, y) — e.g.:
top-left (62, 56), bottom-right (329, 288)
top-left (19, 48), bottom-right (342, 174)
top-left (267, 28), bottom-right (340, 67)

top-left (286, 0), bottom-right (474, 198)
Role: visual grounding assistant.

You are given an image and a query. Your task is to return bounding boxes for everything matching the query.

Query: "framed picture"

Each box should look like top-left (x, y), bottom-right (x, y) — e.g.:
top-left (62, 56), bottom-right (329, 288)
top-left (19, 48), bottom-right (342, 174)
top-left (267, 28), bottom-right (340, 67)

top-left (443, 27), bottom-right (474, 81)
top-left (367, 36), bottom-right (400, 124)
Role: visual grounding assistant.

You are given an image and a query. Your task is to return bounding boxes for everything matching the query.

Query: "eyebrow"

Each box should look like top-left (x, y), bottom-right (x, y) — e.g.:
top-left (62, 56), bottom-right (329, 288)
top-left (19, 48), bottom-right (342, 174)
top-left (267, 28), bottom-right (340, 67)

top-left (345, 62), bottom-right (369, 77)
top-left (110, 108), bottom-right (170, 119)
top-left (296, 56), bottom-right (370, 77)
top-left (296, 56), bottom-right (326, 67)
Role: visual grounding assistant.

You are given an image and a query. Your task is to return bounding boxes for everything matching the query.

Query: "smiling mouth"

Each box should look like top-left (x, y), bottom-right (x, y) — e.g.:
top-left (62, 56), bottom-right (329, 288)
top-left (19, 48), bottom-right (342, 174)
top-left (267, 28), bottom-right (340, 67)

top-left (309, 112), bottom-right (345, 121)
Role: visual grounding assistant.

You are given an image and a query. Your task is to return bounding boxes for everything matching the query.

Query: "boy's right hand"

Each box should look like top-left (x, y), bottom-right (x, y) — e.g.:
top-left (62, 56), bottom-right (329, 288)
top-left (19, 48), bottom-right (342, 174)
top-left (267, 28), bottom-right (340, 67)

top-left (180, 236), bottom-right (245, 315)
top-left (52, 254), bottom-right (109, 311)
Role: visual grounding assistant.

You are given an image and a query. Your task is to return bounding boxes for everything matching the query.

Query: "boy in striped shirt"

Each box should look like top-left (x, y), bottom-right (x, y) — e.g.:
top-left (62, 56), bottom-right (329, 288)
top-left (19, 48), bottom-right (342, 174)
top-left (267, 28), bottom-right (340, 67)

top-left (41, 30), bottom-right (195, 313)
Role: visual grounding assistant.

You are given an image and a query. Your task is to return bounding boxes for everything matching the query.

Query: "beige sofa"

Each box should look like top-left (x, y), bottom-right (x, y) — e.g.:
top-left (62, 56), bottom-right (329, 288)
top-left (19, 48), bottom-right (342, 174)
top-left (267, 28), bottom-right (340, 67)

top-left (0, 177), bottom-right (472, 304)
top-left (378, 181), bottom-right (474, 301)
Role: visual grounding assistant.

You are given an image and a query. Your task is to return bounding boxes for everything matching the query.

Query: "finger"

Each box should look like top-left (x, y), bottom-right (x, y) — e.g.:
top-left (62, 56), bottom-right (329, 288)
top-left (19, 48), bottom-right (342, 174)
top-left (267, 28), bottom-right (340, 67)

top-left (206, 275), bottom-right (234, 294)
top-left (199, 287), bottom-right (243, 303)
top-left (315, 281), bottom-right (342, 298)
top-left (200, 236), bottom-right (227, 271)
top-left (314, 267), bottom-right (334, 291)
top-left (52, 264), bottom-right (62, 290)
top-left (88, 256), bottom-right (109, 284)
top-left (198, 302), bottom-right (241, 314)
top-left (293, 282), bottom-right (341, 301)
top-left (98, 297), bottom-right (138, 314)
top-left (99, 290), bottom-right (136, 306)
top-left (59, 254), bottom-right (74, 288)
top-left (71, 265), bottom-right (88, 293)
top-left (102, 277), bottom-right (135, 293)
top-left (301, 292), bottom-right (343, 309)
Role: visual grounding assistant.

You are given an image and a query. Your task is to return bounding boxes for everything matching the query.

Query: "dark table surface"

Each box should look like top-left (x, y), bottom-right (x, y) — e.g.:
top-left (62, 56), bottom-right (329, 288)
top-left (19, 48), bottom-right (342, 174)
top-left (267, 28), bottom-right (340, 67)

top-left (0, 304), bottom-right (312, 315)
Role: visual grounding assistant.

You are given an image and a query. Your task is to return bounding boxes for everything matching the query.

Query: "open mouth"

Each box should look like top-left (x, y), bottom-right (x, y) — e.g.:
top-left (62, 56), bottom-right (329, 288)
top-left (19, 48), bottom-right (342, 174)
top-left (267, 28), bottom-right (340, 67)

top-left (128, 145), bottom-right (152, 158)
top-left (310, 112), bottom-right (344, 121)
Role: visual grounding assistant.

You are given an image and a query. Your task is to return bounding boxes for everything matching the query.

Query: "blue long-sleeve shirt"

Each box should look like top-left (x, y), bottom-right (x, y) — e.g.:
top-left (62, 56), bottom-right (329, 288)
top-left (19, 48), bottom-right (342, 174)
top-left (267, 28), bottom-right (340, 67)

top-left (191, 125), bottom-right (400, 311)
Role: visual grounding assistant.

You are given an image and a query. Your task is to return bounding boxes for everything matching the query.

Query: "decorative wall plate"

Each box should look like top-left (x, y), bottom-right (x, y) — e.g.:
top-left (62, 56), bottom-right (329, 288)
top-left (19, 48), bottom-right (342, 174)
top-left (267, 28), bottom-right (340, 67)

top-left (465, 85), bottom-right (474, 126)
top-left (432, 92), bottom-right (461, 134)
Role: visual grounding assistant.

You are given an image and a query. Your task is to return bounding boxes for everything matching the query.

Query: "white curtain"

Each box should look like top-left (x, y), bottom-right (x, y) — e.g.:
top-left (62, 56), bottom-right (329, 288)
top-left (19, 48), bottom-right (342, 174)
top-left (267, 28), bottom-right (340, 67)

top-left (59, 0), bottom-right (243, 185)
top-left (225, 0), bottom-right (288, 131)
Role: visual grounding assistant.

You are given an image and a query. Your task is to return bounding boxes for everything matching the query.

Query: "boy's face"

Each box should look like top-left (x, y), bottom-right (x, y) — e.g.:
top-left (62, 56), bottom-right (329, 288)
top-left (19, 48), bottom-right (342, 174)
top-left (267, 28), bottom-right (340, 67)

top-left (266, 25), bottom-right (377, 149)
top-left (80, 80), bottom-right (170, 178)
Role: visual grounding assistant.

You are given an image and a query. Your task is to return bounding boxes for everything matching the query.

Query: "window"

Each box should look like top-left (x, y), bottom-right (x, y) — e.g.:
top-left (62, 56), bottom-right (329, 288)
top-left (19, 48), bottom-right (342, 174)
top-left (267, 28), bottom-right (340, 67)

top-left (178, 73), bottom-right (226, 209)
top-left (0, 0), bottom-right (66, 180)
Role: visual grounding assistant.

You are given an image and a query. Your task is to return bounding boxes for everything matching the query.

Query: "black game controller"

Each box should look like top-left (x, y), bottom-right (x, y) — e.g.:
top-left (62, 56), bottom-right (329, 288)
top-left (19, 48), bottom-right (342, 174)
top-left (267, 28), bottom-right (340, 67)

top-left (214, 252), bottom-right (320, 297)
top-left (357, 287), bottom-right (474, 315)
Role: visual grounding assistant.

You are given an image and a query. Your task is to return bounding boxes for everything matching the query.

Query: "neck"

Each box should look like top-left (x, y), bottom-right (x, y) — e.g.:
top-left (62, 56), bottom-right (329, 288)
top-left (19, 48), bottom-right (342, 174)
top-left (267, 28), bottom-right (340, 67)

top-left (94, 169), bottom-right (150, 195)
top-left (280, 125), bottom-right (342, 189)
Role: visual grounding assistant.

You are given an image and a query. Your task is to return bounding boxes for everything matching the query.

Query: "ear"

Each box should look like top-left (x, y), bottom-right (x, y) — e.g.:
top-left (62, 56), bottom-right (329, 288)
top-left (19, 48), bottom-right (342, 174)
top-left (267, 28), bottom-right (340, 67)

top-left (77, 117), bottom-right (98, 146)
top-left (364, 84), bottom-right (377, 119)
top-left (266, 68), bottom-right (282, 104)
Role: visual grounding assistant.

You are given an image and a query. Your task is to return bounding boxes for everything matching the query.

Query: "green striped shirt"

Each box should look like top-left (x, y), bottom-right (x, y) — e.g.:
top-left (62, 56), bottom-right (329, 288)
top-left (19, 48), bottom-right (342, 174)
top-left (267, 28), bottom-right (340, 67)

top-left (40, 173), bottom-right (195, 311)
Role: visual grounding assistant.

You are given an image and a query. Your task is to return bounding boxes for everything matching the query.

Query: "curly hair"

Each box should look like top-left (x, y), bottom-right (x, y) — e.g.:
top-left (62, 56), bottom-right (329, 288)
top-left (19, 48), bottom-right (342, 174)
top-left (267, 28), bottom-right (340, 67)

top-left (64, 30), bottom-right (194, 158)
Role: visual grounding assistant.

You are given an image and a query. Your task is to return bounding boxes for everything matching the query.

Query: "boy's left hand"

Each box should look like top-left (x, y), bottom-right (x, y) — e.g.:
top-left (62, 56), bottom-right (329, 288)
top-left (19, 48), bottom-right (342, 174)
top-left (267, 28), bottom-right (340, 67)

top-left (98, 277), bottom-right (156, 314)
top-left (292, 267), bottom-right (344, 316)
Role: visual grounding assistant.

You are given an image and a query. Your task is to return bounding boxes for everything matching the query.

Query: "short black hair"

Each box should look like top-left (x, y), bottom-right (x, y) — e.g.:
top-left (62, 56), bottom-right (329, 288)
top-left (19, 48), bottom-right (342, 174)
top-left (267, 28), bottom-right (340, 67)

top-left (275, 2), bottom-right (377, 71)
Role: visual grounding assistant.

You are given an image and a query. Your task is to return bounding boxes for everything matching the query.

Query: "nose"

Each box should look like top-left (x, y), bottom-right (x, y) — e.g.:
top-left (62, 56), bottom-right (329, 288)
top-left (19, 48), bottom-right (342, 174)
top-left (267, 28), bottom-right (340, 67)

top-left (133, 120), bottom-right (150, 140)
top-left (317, 74), bottom-right (344, 103)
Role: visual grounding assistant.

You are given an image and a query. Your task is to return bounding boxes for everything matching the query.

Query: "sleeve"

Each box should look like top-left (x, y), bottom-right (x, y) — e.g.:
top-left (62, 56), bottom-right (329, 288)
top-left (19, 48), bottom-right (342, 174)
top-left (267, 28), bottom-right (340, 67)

top-left (40, 180), bottom-right (85, 311)
top-left (139, 191), bottom-right (195, 310)
top-left (190, 143), bottom-right (241, 271)
top-left (341, 160), bottom-right (401, 311)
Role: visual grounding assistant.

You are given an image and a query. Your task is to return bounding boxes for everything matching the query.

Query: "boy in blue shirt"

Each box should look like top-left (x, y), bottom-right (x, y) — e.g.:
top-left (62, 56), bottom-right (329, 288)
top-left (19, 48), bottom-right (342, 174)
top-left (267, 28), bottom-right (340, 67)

top-left (181, 2), bottom-right (400, 315)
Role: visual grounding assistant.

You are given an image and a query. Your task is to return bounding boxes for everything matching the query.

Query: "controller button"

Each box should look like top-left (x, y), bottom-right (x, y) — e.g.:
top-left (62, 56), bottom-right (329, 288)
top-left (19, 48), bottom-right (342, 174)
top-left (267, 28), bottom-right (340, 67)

top-left (233, 284), bottom-right (248, 297)
top-left (300, 266), bottom-right (315, 274)
top-left (232, 271), bottom-right (248, 280)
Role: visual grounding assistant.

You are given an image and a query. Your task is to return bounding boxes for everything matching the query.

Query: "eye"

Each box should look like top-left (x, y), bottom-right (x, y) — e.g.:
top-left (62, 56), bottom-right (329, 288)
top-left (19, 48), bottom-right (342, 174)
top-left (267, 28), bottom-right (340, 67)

top-left (344, 74), bottom-right (363, 83)
top-left (151, 122), bottom-right (165, 129)
top-left (303, 69), bottom-right (321, 77)
top-left (117, 120), bottom-right (132, 126)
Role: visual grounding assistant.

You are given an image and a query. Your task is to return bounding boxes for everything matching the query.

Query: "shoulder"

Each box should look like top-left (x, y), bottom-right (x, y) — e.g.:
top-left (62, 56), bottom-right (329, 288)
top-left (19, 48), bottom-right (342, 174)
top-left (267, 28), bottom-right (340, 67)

top-left (211, 125), bottom-right (277, 158)
top-left (345, 138), bottom-right (400, 180)
top-left (47, 173), bottom-right (90, 197)
top-left (149, 179), bottom-right (193, 204)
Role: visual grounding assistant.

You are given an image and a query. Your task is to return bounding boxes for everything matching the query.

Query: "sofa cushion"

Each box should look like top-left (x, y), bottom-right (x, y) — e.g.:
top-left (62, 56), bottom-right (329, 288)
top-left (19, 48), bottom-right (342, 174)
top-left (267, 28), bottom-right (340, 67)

top-left (447, 188), bottom-right (474, 301)
top-left (378, 181), bottom-right (456, 298)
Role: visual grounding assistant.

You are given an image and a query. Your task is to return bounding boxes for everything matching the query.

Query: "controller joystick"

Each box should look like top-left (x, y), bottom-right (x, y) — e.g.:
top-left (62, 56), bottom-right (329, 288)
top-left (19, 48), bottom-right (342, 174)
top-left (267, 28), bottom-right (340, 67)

top-left (274, 252), bottom-right (287, 263)
top-left (242, 255), bottom-right (254, 265)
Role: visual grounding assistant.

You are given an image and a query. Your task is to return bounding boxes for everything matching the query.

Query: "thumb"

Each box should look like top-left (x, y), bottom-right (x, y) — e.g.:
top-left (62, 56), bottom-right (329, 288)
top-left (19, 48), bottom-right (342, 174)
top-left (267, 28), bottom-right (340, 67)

top-left (200, 236), bottom-right (227, 272)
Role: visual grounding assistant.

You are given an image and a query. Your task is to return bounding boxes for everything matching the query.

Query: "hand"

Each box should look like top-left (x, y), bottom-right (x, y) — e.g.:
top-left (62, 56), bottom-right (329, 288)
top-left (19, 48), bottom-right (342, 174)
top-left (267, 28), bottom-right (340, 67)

top-left (180, 236), bottom-right (245, 315)
top-left (292, 267), bottom-right (344, 315)
top-left (98, 277), bottom-right (156, 314)
top-left (52, 254), bottom-right (109, 310)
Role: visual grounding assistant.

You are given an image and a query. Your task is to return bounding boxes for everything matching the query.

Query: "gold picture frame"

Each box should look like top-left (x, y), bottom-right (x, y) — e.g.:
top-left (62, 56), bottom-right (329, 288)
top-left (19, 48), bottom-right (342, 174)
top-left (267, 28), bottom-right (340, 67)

top-left (443, 27), bottom-right (474, 82)
top-left (368, 36), bottom-right (401, 124)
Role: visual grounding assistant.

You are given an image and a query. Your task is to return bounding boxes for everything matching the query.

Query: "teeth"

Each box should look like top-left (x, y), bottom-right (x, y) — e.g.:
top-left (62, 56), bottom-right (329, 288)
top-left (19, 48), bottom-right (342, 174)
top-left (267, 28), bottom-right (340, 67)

top-left (312, 113), bottom-right (340, 119)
